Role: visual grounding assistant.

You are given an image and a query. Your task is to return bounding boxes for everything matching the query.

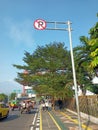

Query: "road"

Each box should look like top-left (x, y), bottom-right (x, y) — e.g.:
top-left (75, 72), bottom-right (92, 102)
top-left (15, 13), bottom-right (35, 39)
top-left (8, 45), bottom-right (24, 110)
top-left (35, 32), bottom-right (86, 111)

top-left (0, 108), bottom-right (38, 130)
top-left (0, 106), bottom-right (65, 130)
top-left (0, 106), bottom-right (98, 130)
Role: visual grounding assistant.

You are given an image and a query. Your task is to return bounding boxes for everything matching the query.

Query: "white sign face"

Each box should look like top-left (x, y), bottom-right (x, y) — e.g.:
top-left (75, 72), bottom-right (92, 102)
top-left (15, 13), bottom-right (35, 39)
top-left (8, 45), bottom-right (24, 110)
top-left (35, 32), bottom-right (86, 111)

top-left (34, 19), bottom-right (46, 30)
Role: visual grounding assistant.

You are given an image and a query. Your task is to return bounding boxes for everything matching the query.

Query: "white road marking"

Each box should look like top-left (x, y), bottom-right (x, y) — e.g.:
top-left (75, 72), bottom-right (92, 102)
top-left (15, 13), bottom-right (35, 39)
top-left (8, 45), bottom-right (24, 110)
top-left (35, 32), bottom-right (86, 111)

top-left (32, 113), bottom-right (37, 125)
top-left (30, 126), bottom-right (33, 130)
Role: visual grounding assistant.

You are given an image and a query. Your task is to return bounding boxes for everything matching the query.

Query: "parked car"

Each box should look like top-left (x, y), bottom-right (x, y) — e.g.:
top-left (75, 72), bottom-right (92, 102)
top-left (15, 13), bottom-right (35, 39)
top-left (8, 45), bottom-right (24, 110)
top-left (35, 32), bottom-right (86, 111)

top-left (0, 102), bottom-right (9, 119)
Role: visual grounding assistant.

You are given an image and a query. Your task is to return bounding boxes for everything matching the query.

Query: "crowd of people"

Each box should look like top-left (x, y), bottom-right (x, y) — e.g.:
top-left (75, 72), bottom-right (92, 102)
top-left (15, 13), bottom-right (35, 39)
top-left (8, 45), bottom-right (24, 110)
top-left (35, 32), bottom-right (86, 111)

top-left (39, 98), bottom-right (63, 111)
top-left (40, 100), bottom-right (53, 111)
top-left (20, 100), bottom-right (35, 114)
top-left (9, 98), bottom-right (63, 113)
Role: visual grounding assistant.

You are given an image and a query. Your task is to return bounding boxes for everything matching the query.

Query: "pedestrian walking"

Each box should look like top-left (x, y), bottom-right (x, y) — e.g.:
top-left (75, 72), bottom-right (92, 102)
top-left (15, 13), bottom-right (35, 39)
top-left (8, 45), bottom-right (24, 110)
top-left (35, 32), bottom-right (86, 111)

top-left (41, 101), bottom-right (46, 111)
top-left (45, 101), bottom-right (49, 111)
top-left (58, 99), bottom-right (63, 110)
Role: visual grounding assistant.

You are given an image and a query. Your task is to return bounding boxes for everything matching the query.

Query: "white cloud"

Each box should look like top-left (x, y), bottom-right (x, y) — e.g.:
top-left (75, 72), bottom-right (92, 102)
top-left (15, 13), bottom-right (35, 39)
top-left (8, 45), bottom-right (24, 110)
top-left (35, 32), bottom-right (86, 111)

top-left (4, 17), bottom-right (34, 46)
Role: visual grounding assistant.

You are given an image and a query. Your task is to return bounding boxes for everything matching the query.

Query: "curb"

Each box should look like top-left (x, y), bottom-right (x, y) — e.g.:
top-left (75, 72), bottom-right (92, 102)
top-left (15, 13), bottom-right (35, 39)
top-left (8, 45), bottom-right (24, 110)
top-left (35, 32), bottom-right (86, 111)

top-left (66, 109), bottom-right (98, 124)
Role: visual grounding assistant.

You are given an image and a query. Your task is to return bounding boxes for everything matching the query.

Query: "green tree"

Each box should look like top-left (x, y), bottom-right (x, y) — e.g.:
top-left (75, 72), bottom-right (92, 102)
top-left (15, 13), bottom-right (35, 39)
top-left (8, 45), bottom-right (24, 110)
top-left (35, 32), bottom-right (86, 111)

top-left (0, 93), bottom-right (8, 102)
top-left (88, 22), bottom-right (98, 75)
top-left (13, 42), bottom-right (73, 98)
top-left (73, 19), bottom-right (98, 94)
top-left (73, 37), bottom-right (92, 94)
top-left (9, 92), bottom-right (16, 100)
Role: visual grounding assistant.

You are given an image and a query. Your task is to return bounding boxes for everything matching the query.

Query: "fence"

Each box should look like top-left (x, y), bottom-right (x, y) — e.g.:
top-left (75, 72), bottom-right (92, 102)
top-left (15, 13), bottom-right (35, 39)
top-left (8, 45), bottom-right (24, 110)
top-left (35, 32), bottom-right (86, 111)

top-left (63, 95), bottom-right (98, 118)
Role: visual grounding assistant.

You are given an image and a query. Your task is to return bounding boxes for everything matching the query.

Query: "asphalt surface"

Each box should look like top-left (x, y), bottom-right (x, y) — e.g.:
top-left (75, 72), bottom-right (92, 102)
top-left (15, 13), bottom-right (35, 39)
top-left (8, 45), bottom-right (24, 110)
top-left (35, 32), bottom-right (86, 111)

top-left (41, 111), bottom-right (59, 130)
top-left (0, 106), bottom-right (98, 130)
top-left (0, 108), bottom-right (37, 130)
top-left (41, 109), bottom-right (98, 130)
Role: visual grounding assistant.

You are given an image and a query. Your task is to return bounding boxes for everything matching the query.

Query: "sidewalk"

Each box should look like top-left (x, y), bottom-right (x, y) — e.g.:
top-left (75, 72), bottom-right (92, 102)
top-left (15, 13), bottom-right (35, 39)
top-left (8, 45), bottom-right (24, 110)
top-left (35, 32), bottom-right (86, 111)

top-left (53, 109), bottom-right (98, 130)
top-left (40, 107), bottom-right (98, 130)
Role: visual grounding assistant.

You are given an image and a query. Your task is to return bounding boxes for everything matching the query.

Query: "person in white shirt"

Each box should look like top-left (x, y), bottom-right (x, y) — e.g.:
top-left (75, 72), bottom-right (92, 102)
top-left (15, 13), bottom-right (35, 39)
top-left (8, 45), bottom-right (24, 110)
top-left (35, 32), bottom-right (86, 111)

top-left (45, 101), bottom-right (49, 111)
top-left (41, 101), bottom-right (45, 111)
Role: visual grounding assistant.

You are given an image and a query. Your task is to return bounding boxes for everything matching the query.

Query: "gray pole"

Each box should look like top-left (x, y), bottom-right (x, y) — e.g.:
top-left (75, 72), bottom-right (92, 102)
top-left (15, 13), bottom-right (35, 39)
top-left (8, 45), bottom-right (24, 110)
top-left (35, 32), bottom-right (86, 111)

top-left (67, 21), bottom-right (82, 130)
top-left (34, 19), bottom-right (82, 129)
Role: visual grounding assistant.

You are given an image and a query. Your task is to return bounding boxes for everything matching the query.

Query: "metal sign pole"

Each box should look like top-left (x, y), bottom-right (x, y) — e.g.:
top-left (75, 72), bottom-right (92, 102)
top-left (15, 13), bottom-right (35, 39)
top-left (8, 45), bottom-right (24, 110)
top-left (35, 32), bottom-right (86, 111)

top-left (34, 19), bottom-right (82, 130)
top-left (67, 21), bottom-right (82, 130)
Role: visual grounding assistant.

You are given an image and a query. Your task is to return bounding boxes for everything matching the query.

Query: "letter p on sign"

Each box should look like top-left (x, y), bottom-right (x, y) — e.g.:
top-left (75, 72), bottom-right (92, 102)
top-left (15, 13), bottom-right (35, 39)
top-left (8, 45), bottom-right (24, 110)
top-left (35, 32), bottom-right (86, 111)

top-left (34, 19), bottom-right (46, 30)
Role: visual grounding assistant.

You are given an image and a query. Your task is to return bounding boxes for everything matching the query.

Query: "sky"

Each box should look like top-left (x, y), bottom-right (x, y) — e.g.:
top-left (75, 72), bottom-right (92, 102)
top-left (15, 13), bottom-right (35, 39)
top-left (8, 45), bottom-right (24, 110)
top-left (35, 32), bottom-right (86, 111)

top-left (0, 0), bottom-right (98, 94)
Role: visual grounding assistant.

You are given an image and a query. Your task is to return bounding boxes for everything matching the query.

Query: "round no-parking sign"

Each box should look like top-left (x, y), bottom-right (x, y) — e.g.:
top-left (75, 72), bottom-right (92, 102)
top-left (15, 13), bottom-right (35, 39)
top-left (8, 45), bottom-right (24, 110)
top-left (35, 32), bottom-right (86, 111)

top-left (34, 19), bottom-right (46, 30)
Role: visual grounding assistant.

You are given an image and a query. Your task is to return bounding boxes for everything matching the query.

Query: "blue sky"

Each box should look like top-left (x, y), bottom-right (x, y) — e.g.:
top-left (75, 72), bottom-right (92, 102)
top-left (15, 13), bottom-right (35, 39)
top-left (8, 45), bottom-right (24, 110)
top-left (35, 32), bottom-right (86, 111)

top-left (0, 0), bottom-right (98, 94)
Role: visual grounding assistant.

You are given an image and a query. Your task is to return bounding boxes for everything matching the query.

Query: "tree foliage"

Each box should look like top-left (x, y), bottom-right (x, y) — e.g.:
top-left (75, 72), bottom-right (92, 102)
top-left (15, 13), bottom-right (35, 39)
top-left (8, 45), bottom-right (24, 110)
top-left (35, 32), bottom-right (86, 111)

top-left (88, 22), bottom-right (98, 73)
top-left (73, 19), bottom-right (98, 94)
top-left (0, 93), bottom-right (8, 102)
top-left (13, 17), bottom-right (98, 96)
top-left (13, 42), bottom-right (74, 98)
top-left (9, 92), bottom-right (16, 100)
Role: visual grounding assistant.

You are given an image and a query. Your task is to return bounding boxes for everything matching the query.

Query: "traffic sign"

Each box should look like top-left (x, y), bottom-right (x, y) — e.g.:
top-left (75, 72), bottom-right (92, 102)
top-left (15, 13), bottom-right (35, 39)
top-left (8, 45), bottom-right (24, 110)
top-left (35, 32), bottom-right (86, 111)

top-left (34, 19), bottom-right (46, 30)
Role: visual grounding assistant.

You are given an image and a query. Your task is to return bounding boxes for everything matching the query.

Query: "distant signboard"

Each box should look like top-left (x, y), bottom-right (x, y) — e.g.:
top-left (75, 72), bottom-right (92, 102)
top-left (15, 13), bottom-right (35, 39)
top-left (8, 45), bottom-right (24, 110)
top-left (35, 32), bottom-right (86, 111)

top-left (34, 19), bottom-right (46, 30)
